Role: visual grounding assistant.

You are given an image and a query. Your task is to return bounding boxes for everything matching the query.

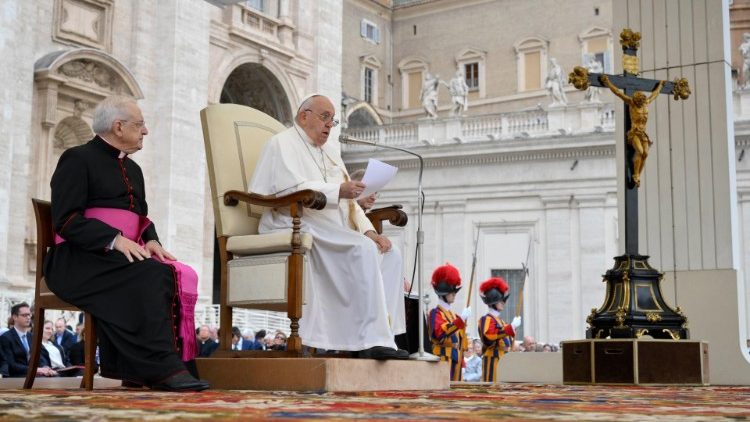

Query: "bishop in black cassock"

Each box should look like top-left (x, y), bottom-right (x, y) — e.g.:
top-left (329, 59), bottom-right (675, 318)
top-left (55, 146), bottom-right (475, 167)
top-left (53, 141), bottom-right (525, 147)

top-left (44, 96), bottom-right (208, 391)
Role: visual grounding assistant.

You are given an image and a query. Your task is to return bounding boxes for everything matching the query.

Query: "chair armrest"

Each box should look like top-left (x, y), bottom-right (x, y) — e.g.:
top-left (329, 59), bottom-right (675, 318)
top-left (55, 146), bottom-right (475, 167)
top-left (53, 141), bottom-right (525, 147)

top-left (223, 189), bottom-right (327, 210)
top-left (366, 205), bottom-right (408, 234)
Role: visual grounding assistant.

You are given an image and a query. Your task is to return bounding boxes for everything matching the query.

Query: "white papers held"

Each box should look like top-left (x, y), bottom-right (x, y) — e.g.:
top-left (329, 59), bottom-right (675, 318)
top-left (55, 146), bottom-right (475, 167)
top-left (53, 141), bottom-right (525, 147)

top-left (356, 158), bottom-right (398, 199)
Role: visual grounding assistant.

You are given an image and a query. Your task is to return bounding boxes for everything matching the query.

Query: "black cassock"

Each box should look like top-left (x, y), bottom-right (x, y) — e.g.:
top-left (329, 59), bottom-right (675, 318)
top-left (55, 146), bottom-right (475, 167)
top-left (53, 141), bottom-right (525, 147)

top-left (45, 136), bottom-right (186, 384)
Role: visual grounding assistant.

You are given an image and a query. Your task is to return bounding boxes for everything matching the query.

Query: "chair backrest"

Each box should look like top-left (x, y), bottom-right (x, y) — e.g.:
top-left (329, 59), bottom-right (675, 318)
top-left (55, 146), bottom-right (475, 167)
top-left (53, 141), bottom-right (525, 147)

top-left (200, 104), bottom-right (287, 238)
top-left (31, 198), bottom-right (60, 299)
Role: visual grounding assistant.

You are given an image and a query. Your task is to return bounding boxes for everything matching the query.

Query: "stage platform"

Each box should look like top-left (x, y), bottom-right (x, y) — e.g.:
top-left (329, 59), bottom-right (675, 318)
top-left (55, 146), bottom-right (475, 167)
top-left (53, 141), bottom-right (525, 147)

top-left (195, 357), bottom-right (449, 392)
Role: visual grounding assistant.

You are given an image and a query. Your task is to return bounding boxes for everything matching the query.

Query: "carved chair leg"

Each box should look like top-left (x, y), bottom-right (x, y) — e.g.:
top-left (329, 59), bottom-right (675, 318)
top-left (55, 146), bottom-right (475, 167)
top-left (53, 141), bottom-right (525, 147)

top-left (23, 307), bottom-right (45, 389)
top-left (81, 313), bottom-right (96, 390)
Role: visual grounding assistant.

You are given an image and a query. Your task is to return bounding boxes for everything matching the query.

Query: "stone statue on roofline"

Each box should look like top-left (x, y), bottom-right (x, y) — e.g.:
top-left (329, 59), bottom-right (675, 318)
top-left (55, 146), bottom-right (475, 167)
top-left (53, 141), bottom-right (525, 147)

top-left (545, 58), bottom-right (568, 106)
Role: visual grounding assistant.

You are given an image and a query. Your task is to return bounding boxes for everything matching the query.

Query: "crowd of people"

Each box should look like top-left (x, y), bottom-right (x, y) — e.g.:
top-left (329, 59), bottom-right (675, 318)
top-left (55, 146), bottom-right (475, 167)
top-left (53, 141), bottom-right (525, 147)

top-left (196, 324), bottom-right (289, 357)
top-left (0, 301), bottom-right (290, 378)
top-left (0, 302), bottom-right (91, 378)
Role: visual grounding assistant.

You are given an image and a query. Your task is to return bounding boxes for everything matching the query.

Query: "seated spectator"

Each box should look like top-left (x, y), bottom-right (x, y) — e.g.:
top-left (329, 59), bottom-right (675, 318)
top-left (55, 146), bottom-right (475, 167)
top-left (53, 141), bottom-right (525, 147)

top-left (230, 326), bottom-right (253, 351)
top-left (521, 335), bottom-right (536, 352)
top-left (242, 329), bottom-right (254, 342)
top-left (0, 316), bottom-right (11, 337)
top-left (209, 326), bottom-right (219, 343)
top-left (0, 303), bottom-right (56, 377)
top-left (68, 323), bottom-right (97, 373)
top-left (264, 334), bottom-right (274, 350)
top-left (253, 330), bottom-right (267, 351)
top-left (542, 343), bottom-right (552, 352)
top-left (270, 331), bottom-right (287, 351)
top-left (54, 318), bottom-right (77, 355)
top-left (464, 339), bottom-right (483, 382)
top-left (41, 320), bottom-right (80, 377)
top-left (197, 325), bottom-right (218, 357)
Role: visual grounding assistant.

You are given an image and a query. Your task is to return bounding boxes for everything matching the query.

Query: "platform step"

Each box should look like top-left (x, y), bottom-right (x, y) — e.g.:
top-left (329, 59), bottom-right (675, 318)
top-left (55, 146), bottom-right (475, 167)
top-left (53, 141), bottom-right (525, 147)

top-left (196, 357), bottom-right (449, 392)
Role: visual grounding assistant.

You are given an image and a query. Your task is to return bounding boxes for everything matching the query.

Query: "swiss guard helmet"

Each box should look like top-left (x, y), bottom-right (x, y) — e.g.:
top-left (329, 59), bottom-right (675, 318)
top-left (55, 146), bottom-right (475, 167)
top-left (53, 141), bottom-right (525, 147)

top-left (431, 263), bottom-right (462, 296)
top-left (480, 277), bottom-right (510, 306)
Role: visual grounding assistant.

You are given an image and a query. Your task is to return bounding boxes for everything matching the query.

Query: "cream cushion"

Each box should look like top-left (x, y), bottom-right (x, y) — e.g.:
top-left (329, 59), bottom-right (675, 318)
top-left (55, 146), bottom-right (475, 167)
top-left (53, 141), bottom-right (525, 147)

top-left (226, 230), bottom-right (313, 255)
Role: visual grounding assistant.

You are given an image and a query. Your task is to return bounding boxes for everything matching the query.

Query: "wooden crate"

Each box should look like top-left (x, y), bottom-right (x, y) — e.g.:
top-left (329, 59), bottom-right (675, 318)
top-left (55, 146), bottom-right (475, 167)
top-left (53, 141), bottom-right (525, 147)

top-left (561, 339), bottom-right (709, 385)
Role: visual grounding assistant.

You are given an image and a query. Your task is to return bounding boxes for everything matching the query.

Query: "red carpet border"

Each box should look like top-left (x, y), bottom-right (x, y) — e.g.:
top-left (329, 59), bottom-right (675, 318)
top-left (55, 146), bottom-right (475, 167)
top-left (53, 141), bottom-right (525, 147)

top-left (0, 383), bottom-right (749, 420)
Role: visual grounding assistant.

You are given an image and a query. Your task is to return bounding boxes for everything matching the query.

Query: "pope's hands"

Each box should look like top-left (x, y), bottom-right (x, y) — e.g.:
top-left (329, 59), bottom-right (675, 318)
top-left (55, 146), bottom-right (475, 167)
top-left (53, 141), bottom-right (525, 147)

top-left (460, 307), bottom-right (472, 322)
top-left (340, 181), bottom-right (366, 199)
top-left (511, 316), bottom-right (522, 330)
top-left (365, 231), bottom-right (391, 253)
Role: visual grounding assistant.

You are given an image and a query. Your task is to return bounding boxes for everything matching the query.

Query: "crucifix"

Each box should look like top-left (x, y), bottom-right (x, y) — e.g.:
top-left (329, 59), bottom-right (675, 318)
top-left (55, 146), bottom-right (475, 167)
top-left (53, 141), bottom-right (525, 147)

top-left (569, 28), bottom-right (692, 340)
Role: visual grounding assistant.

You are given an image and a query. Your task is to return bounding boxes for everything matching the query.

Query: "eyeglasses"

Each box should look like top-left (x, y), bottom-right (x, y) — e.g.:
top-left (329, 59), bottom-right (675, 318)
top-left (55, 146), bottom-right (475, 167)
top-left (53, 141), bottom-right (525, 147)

top-left (118, 120), bottom-right (146, 129)
top-left (17, 313), bottom-right (31, 318)
top-left (304, 109), bottom-right (339, 127)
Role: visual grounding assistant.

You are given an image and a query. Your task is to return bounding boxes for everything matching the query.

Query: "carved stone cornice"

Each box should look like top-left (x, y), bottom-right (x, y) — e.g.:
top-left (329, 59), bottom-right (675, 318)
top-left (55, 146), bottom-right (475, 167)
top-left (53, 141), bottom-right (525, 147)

top-left (344, 135), bottom-right (615, 170)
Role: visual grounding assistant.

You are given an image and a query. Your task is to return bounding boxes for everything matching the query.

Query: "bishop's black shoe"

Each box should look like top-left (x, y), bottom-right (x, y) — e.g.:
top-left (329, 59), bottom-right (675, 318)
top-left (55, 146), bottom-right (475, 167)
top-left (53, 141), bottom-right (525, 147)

top-left (357, 346), bottom-right (410, 360)
top-left (121, 379), bottom-right (145, 389)
top-left (150, 371), bottom-right (210, 392)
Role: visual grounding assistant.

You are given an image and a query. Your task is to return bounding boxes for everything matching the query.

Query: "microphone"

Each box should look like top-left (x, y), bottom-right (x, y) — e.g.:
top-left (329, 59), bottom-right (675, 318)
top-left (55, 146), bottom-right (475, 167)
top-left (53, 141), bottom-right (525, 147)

top-left (339, 132), bottom-right (436, 362)
top-left (338, 134), bottom-right (377, 146)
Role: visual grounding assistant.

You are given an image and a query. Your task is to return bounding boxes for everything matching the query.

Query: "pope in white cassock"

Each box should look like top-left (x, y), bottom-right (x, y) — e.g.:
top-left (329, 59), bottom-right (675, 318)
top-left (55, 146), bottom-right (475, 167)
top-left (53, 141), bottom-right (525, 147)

top-left (249, 94), bottom-right (408, 360)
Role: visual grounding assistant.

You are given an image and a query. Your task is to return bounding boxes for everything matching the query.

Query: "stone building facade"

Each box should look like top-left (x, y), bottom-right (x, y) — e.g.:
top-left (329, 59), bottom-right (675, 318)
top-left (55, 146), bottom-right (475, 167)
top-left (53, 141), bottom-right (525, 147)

top-left (341, 0), bottom-right (750, 346)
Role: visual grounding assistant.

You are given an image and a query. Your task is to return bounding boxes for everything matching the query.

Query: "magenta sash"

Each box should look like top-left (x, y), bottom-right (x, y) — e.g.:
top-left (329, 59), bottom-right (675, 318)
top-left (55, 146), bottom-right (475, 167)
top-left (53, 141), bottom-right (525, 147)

top-left (55, 207), bottom-right (198, 361)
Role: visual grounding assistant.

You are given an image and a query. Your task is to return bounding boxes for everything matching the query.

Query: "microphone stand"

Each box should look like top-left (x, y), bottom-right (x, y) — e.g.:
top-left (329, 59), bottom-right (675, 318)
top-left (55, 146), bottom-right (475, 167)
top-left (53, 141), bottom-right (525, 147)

top-left (340, 135), bottom-right (439, 361)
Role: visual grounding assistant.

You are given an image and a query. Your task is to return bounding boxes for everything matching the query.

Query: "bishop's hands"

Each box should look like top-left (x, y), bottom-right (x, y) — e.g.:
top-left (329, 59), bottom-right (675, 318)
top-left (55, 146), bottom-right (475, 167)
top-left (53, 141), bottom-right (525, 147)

top-left (340, 181), bottom-right (366, 199)
top-left (365, 230), bottom-right (391, 253)
top-left (145, 240), bottom-right (176, 262)
top-left (114, 234), bottom-right (176, 263)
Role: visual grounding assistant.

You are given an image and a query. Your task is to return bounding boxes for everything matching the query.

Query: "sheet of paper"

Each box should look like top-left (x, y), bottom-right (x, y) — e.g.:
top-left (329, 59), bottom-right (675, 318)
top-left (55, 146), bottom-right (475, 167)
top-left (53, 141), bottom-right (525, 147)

top-left (356, 158), bottom-right (398, 199)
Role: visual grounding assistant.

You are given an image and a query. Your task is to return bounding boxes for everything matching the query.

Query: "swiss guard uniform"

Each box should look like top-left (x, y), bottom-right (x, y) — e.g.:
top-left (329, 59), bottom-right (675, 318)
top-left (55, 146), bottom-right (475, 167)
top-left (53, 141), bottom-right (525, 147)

top-left (478, 277), bottom-right (517, 383)
top-left (428, 263), bottom-right (468, 381)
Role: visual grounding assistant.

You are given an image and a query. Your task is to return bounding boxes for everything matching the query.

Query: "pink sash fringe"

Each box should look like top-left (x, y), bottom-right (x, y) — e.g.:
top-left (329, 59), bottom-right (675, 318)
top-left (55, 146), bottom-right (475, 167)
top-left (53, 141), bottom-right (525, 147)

top-left (56, 207), bottom-right (198, 361)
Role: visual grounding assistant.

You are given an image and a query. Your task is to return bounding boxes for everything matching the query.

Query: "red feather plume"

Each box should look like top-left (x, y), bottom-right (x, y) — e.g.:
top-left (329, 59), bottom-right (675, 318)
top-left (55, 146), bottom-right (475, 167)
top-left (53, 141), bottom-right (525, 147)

top-left (431, 263), bottom-right (462, 288)
top-left (479, 277), bottom-right (509, 295)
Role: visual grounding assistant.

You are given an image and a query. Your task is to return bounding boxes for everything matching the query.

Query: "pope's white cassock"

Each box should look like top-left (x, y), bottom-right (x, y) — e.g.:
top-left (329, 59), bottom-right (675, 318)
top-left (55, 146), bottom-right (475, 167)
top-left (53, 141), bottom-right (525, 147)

top-left (249, 124), bottom-right (405, 351)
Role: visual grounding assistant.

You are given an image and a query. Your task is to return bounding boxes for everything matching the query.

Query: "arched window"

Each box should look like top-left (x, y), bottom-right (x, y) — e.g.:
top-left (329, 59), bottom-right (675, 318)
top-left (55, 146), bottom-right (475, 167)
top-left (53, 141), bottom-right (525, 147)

top-left (514, 37), bottom-right (549, 92)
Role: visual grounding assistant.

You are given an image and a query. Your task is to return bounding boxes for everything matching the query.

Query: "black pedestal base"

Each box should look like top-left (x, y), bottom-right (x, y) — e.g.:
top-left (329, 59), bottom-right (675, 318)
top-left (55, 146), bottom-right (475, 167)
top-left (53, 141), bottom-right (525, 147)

top-left (586, 254), bottom-right (689, 340)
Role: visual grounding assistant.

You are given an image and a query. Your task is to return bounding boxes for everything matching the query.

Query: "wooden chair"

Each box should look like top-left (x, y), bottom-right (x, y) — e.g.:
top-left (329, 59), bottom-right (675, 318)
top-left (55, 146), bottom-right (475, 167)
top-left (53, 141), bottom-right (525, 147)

top-left (25, 198), bottom-right (97, 390)
top-left (200, 104), bottom-right (408, 357)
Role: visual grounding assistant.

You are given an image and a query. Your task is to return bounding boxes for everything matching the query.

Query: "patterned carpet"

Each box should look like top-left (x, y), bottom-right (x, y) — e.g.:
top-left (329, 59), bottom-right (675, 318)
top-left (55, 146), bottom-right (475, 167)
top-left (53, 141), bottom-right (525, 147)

top-left (0, 383), bottom-right (749, 420)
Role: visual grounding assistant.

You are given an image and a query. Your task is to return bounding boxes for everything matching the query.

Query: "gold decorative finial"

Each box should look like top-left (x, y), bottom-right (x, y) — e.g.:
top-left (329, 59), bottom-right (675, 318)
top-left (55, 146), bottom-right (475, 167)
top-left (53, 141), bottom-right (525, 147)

top-left (620, 28), bottom-right (641, 50)
top-left (568, 66), bottom-right (590, 90)
top-left (672, 78), bottom-right (691, 100)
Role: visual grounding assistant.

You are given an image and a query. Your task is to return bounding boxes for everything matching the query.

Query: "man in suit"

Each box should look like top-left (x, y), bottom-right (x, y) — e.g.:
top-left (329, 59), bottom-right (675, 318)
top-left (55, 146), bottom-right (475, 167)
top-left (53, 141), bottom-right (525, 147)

top-left (230, 327), bottom-right (254, 351)
top-left (53, 318), bottom-right (76, 354)
top-left (0, 303), bottom-right (56, 377)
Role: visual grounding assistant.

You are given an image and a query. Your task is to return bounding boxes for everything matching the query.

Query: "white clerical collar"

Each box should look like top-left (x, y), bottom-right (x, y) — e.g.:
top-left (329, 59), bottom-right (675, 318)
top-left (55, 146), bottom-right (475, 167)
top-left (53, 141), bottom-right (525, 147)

top-left (489, 308), bottom-right (501, 318)
top-left (99, 134), bottom-right (127, 158)
top-left (438, 298), bottom-right (451, 310)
